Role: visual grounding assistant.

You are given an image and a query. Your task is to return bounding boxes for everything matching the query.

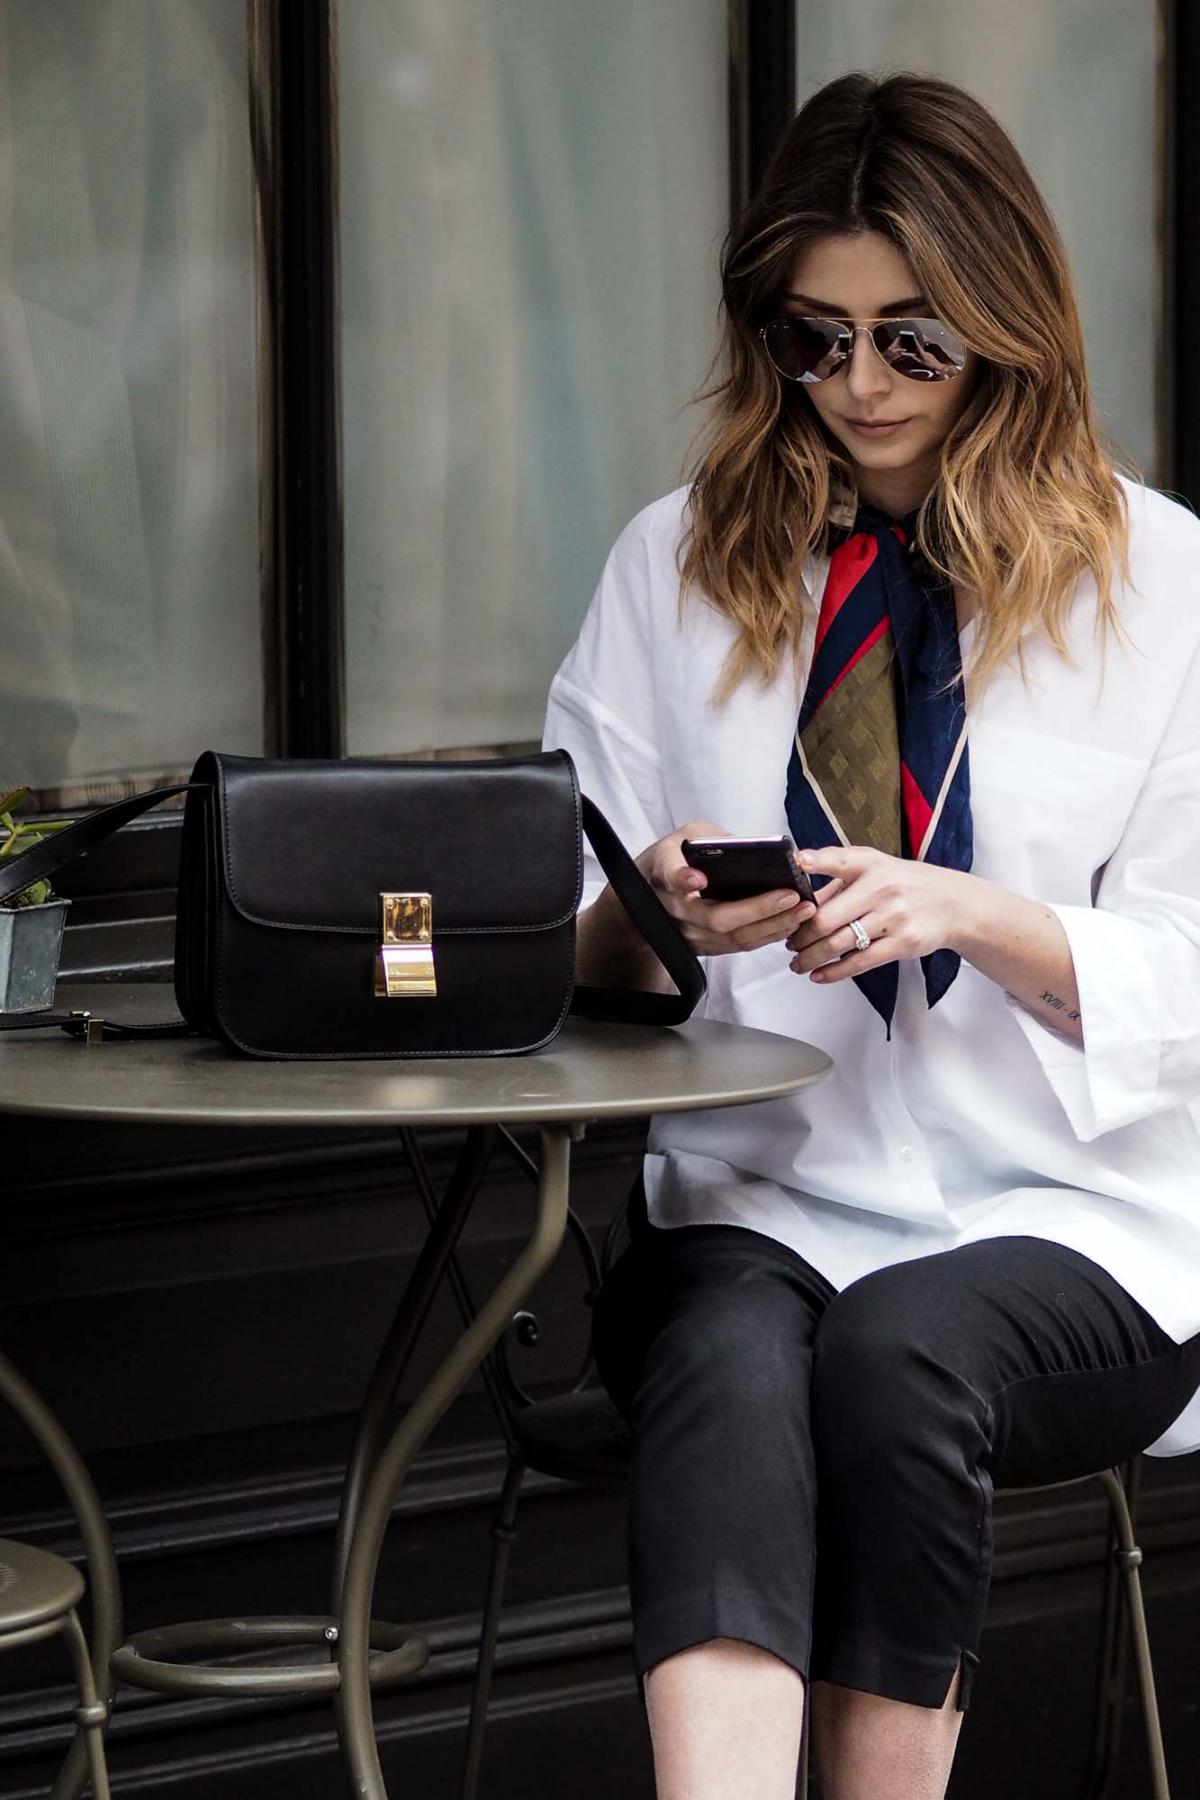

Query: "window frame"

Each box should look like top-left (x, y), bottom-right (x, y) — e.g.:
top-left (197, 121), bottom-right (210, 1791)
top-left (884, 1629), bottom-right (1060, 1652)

top-left (254, 0), bottom-right (346, 762)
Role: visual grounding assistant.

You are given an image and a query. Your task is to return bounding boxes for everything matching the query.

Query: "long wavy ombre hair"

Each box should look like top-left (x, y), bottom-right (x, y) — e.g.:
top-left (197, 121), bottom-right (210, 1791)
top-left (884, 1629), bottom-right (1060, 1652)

top-left (680, 71), bottom-right (1133, 705)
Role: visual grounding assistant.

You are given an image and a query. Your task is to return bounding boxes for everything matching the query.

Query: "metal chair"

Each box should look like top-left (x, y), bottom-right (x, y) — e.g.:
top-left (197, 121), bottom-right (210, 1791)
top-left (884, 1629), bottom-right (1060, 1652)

top-left (458, 1175), bottom-right (1173, 1800)
top-left (0, 1351), bottom-right (120, 1799)
top-left (0, 1539), bottom-right (111, 1798)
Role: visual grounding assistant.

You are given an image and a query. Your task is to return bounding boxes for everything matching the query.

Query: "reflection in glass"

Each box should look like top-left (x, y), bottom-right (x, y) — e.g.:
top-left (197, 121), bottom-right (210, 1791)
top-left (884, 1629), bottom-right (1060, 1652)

top-left (340, 0), bottom-right (727, 756)
top-left (0, 0), bottom-right (262, 798)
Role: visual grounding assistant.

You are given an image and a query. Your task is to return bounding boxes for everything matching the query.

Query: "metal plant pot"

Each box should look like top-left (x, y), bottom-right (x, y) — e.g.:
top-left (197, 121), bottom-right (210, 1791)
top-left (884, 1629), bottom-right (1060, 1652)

top-left (0, 898), bottom-right (70, 1012)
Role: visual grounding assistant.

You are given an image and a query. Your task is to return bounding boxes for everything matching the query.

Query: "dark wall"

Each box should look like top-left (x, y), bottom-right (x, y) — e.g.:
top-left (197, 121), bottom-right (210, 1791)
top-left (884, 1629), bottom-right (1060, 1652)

top-left (3, 1072), bottom-right (1199, 1797)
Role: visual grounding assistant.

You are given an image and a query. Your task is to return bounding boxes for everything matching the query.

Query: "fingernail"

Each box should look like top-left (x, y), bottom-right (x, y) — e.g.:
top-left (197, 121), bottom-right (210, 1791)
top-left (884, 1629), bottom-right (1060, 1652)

top-left (775, 894), bottom-right (799, 911)
top-left (799, 850), bottom-right (815, 867)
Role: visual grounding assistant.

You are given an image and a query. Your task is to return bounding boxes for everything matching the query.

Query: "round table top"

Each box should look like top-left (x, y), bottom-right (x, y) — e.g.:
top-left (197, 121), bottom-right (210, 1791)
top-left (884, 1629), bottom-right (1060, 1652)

top-left (0, 983), bottom-right (833, 1128)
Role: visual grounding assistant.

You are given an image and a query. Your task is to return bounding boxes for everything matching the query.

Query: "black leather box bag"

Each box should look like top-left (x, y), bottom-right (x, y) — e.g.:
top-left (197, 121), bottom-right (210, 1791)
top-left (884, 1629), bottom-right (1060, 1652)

top-left (0, 750), bottom-right (705, 1059)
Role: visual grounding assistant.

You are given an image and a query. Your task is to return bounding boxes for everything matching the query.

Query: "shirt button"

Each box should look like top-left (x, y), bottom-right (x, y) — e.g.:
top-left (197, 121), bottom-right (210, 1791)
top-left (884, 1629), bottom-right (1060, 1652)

top-left (899, 1145), bottom-right (915, 1161)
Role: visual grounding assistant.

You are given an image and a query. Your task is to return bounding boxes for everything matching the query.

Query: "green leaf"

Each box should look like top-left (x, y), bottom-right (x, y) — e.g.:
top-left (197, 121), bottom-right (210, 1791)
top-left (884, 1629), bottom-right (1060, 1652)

top-left (0, 823), bottom-right (34, 857)
top-left (9, 878), bottom-right (52, 908)
top-left (0, 818), bottom-right (73, 857)
top-left (0, 813), bottom-right (62, 904)
top-left (0, 789), bottom-right (69, 907)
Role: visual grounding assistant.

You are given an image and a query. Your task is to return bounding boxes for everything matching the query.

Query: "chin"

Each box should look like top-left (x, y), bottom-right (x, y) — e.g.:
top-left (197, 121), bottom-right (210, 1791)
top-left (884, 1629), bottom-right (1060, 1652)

top-left (837, 434), bottom-right (921, 464)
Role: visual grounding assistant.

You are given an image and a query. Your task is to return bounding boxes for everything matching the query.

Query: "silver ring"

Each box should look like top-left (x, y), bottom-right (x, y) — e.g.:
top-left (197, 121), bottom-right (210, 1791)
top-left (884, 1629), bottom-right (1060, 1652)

top-left (848, 917), bottom-right (871, 952)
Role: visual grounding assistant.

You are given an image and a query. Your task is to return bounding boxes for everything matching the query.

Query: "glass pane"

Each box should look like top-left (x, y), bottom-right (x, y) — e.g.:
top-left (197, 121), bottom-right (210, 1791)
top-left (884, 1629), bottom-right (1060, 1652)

top-left (341, 0), bottom-right (727, 756)
top-left (0, 0), bottom-right (262, 800)
top-left (795, 2), bottom-right (1161, 478)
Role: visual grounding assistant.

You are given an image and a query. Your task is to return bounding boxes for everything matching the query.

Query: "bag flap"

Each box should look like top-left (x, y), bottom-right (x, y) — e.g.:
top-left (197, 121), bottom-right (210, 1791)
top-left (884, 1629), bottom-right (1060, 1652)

top-left (204, 751), bottom-right (583, 934)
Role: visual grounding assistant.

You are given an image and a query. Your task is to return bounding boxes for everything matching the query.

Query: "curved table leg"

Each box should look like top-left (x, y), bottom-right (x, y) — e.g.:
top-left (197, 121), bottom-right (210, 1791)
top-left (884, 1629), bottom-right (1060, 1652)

top-left (331, 1125), bottom-right (498, 1608)
top-left (0, 1351), bottom-right (122, 1800)
top-left (334, 1122), bottom-right (573, 1798)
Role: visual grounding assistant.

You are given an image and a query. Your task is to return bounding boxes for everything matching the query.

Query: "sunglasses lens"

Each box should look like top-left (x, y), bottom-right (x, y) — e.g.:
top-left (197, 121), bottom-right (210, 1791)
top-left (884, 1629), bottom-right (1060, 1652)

top-left (874, 318), bottom-right (967, 381)
top-left (762, 317), bottom-right (849, 382)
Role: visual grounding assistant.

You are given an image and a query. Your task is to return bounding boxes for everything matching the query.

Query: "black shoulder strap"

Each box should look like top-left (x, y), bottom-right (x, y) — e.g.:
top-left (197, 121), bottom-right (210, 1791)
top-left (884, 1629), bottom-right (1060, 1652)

top-left (0, 785), bottom-right (193, 906)
top-left (0, 1011), bottom-right (192, 1039)
top-left (0, 782), bottom-right (705, 1032)
top-left (571, 796), bottom-right (705, 1025)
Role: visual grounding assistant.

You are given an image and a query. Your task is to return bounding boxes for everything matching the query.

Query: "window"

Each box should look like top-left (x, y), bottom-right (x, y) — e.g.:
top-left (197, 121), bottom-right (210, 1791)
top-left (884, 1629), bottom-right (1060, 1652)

top-left (339, 0), bottom-right (729, 756)
top-left (0, 0), bottom-right (263, 804)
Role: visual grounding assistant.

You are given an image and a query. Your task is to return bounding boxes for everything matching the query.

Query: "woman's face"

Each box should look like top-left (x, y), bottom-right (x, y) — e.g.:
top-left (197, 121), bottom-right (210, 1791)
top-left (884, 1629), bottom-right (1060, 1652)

top-left (783, 230), bottom-right (980, 514)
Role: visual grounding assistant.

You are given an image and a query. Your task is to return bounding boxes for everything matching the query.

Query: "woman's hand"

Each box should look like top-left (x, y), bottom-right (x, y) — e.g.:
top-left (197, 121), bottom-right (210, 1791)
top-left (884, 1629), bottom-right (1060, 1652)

top-left (577, 821), bottom-right (817, 993)
top-left (633, 820), bottom-right (816, 957)
top-left (784, 844), bottom-right (969, 982)
top-left (785, 845), bottom-right (1085, 1047)
top-left (585, 831), bottom-right (1083, 1040)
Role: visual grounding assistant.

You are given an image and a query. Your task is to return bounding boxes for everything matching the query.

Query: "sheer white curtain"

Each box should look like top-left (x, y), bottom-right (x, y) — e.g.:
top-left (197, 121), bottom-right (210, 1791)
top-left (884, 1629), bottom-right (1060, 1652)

top-left (0, 0), bottom-right (261, 797)
top-left (794, 0), bottom-right (1162, 478)
top-left (340, 0), bottom-right (728, 756)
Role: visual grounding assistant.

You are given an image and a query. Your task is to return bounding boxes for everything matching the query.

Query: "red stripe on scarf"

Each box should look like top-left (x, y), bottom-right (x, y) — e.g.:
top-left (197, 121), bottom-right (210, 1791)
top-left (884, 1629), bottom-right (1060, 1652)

top-left (814, 533), bottom-right (878, 657)
top-left (901, 761), bottom-right (934, 859)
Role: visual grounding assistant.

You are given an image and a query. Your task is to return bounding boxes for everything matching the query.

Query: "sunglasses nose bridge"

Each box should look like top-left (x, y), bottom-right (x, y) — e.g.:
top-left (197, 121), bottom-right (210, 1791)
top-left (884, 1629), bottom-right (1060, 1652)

top-left (855, 322), bottom-right (901, 368)
top-left (844, 322), bottom-right (895, 387)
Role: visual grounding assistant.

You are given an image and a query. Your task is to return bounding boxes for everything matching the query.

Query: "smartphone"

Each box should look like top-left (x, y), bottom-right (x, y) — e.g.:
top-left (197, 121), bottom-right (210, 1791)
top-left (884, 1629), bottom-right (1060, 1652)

top-left (680, 835), bottom-right (816, 906)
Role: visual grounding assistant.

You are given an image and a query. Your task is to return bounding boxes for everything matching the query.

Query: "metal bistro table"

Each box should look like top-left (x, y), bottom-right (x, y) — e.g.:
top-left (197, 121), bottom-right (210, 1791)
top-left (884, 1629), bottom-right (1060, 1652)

top-left (0, 984), bottom-right (833, 1798)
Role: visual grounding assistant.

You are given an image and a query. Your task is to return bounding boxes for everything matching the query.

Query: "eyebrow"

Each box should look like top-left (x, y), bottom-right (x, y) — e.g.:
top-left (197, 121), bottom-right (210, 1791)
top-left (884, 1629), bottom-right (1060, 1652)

top-left (783, 291), bottom-right (929, 316)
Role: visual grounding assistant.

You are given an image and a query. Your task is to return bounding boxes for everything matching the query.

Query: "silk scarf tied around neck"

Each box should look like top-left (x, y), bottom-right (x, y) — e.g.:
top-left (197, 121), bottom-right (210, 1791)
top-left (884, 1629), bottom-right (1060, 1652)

top-left (784, 503), bottom-right (974, 1038)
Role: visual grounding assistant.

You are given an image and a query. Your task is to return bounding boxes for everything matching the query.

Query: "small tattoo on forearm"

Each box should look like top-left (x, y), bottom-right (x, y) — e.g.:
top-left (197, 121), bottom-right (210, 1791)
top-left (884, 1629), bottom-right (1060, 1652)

top-left (1040, 989), bottom-right (1081, 1022)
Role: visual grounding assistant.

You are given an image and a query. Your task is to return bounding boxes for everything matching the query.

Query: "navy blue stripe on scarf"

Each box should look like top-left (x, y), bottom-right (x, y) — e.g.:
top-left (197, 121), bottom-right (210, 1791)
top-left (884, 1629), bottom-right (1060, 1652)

top-left (784, 504), bottom-right (973, 1037)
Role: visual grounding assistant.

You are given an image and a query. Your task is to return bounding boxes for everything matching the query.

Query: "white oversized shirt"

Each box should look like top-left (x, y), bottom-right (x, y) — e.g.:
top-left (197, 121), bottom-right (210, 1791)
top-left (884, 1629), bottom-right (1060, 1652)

top-left (541, 475), bottom-right (1200, 1457)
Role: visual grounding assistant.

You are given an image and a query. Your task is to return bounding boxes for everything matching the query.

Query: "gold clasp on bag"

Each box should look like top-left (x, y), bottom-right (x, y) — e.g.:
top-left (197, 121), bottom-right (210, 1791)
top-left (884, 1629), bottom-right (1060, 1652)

top-left (374, 892), bottom-right (437, 998)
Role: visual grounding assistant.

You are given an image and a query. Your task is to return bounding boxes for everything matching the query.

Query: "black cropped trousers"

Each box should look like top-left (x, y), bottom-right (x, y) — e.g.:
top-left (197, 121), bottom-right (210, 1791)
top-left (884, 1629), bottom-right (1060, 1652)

top-left (590, 1183), bottom-right (1200, 1712)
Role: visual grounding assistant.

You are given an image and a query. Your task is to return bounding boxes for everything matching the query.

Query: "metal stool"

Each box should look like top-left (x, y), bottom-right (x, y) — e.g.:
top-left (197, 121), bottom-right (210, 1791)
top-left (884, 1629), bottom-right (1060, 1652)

top-left (458, 1183), bottom-right (1173, 1800)
top-left (0, 1351), bottom-right (120, 1799)
top-left (0, 1539), bottom-right (111, 1799)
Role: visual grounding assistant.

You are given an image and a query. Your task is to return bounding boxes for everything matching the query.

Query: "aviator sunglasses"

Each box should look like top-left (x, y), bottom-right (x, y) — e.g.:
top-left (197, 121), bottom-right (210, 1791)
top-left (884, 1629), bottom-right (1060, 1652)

top-left (760, 314), bottom-right (968, 384)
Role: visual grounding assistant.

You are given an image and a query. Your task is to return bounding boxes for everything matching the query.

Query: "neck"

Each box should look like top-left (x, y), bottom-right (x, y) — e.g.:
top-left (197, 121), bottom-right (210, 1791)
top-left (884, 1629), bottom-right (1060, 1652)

top-left (854, 451), bottom-right (937, 520)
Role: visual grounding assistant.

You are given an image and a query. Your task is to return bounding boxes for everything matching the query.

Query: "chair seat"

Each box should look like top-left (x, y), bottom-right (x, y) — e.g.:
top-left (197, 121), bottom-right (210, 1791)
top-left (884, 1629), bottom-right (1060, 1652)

top-left (511, 1387), bottom-right (632, 1484)
top-left (0, 1538), bottom-right (85, 1635)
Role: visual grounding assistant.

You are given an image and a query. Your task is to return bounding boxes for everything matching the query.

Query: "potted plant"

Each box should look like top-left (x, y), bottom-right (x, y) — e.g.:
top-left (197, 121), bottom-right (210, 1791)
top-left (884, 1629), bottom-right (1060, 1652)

top-left (0, 787), bottom-right (75, 1012)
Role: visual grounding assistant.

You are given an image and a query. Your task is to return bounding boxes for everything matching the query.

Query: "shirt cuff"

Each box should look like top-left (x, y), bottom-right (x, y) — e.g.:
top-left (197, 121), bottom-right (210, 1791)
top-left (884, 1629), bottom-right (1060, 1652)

top-left (1003, 901), bottom-right (1162, 1142)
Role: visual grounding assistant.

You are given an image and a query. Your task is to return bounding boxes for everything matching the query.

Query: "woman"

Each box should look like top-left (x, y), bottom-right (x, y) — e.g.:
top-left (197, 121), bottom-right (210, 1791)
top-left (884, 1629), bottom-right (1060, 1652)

top-left (542, 72), bottom-right (1200, 1800)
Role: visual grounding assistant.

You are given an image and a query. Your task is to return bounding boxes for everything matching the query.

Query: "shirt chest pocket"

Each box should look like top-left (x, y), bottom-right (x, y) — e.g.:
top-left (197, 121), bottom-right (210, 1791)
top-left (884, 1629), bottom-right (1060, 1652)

top-left (966, 719), bottom-right (1146, 900)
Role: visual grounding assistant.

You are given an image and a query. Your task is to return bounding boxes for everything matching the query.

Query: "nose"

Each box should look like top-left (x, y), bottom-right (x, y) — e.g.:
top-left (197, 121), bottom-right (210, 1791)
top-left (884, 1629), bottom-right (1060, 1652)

top-left (843, 326), bottom-right (892, 405)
